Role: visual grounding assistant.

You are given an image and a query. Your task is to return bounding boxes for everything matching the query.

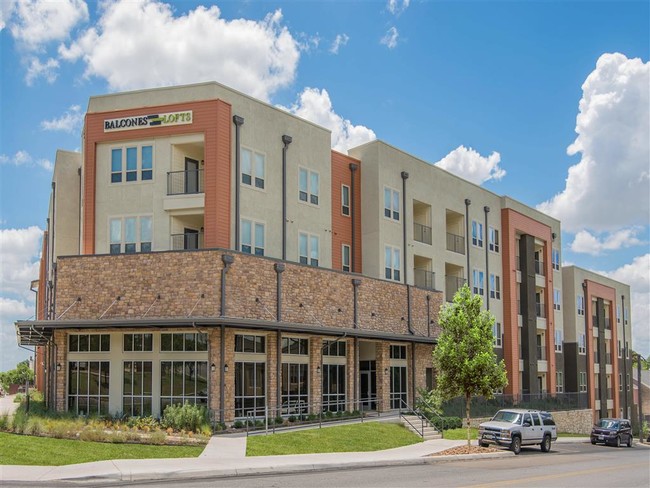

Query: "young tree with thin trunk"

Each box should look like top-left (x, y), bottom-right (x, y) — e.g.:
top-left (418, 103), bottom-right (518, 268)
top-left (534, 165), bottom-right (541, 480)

top-left (432, 284), bottom-right (508, 446)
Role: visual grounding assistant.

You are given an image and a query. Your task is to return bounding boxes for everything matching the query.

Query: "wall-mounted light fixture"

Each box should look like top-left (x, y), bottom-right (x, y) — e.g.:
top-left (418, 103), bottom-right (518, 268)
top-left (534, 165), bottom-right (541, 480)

top-left (56, 363), bottom-right (61, 372)
top-left (224, 364), bottom-right (229, 373)
top-left (210, 363), bottom-right (216, 373)
top-left (384, 367), bottom-right (389, 374)
top-left (316, 366), bottom-right (321, 374)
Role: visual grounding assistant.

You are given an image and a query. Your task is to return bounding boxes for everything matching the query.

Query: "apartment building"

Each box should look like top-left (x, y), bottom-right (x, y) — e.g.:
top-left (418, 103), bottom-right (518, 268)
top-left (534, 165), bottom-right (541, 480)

top-left (16, 81), bottom-right (633, 424)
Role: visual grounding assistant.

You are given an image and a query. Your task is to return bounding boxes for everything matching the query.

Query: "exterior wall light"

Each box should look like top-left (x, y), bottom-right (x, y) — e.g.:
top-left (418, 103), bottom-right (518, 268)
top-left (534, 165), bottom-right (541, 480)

top-left (224, 364), bottom-right (229, 373)
top-left (210, 363), bottom-right (216, 373)
top-left (56, 363), bottom-right (61, 372)
top-left (316, 366), bottom-right (321, 374)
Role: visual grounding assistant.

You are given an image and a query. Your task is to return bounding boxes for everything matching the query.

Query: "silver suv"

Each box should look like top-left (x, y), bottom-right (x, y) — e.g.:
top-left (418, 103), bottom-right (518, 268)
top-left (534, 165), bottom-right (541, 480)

top-left (478, 409), bottom-right (558, 455)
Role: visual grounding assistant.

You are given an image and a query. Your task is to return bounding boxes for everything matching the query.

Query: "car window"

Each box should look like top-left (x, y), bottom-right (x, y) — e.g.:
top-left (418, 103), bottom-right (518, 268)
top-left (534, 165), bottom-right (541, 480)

top-left (492, 411), bottom-right (522, 423)
top-left (533, 414), bottom-right (541, 426)
top-left (523, 414), bottom-right (532, 425)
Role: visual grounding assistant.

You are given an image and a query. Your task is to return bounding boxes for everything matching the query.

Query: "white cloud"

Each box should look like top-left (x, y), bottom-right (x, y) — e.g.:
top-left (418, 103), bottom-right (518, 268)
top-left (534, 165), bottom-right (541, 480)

top-left (41, 105), bottom-right (84, 134)
top-left (0, 150), bottom-right (52, 171)
top-left (538, 53), bottom-right (649, 233)
top-left (0, 297), bottom-right (32, 321)
top-left (570, 228), bottom-right (644, 255)
top-left (0, 226), bottom-right (42, 300)
top-left (58, 0), bottom-right (300, 102)
top-left (0, 0), bottom-right (17, 31)
top-left (0, 297), bottom-right (33, 372)
top-left (9, 0), bottom-right (88, 50)
top-left (387, 0), bottom-right (410, 16)
top-left (602, 254), bottom-right (650, 357)
top-left (434, 145), bottom-right (506, 185)
top-left (330, 34), bottom-right (349, 55)
top-left (380, 26), bottom-right (399, 49)
top-left (284, 87), bottom-right (376, 153)
top-left (296, 32), bottom-right (320, 53)
top-left (25, 56), bottom-right (59, 85)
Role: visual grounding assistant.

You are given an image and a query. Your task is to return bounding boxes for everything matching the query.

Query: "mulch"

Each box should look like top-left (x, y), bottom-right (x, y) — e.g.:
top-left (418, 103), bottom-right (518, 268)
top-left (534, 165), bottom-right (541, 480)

top-left (430, 445), bottom-right (503, 456)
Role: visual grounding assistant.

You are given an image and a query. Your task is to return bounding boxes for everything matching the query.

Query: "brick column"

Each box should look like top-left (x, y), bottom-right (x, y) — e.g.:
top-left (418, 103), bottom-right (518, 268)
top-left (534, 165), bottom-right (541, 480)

top-left (376, 342), bottom-right (390, 412)
top-left (208, 329), bottom-right (221, 415)
top-left (54, 330), bottom-right (67, 412)
top-left (267, 331), bottom-right (279, 417)
top-left (346, 338), bottom-right (355, 412)
top-left (310, 337), bottom-right (323, 413)
top-left (223, 328), bottom-right (235, 423)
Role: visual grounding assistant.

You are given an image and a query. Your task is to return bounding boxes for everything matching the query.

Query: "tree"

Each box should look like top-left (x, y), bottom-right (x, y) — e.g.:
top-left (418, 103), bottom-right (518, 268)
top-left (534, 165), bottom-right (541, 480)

top-left (432, 284), bottom-right (508, 446)
top-left (0, 360), bottom-right (34, 392)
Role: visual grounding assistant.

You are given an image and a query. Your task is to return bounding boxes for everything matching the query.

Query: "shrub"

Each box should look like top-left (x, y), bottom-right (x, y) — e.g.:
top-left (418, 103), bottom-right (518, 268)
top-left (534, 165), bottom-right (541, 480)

top-left (79, 427), bottom-right (111, 442)
top-left (0, 413), bottom-right (10, 431)
top-left (288, 415), bottom-right (296, 423)
top-left (162, 403), bottom-right (209, 433)
top-left (232, 420), bottom-right (244, 429)
top-left (12, 410), bottom-right (28, 433)
top-left (429, 416), bottom-right (462, 431)
top-left (274, 416), bottom-right (284, 425)
top-left (149, 430), bottom-right (167, 445)
top-left (25, 417), bottom-right (44, 435)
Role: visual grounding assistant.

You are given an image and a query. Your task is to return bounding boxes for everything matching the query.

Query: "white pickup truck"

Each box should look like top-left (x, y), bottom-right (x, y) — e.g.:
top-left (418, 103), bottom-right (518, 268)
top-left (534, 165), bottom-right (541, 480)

top-left (478, 409), bottom-right (557, 455)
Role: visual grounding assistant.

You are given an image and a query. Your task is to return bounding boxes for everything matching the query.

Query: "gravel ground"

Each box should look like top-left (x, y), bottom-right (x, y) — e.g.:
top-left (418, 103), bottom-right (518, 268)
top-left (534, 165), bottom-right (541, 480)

top-left (431, 445), bottom-right (502, 456)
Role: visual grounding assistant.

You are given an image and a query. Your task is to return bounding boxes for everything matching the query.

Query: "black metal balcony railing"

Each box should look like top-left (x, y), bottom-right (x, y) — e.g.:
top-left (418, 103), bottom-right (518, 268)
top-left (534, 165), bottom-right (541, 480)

top-left (606, 388), bottom-right (612, 400)
top-left (535, 303), bottom-right (546, 318)
top-left (445, 276), bottom-right (466, 302)
top-left (594, 352), bottom-right (599, 364)
top-left (604, 317), bottom-right (611, 330)
top-left (167, 169), bottom-right (204, 195)
top-left (446, 233), bottom-right (465, 254)
top-left (414, 268), bottom-right (435, 291)
top-left (605, 352), bottom-right (612, 364)
top-left (595, 388), bottom-right (600, 399)
top-left (534, 260), bottom-right (545, 276)
top-left (413, 222), bottom-right (432, 245)
top-left (171, 232), bottom-right (204, 250)
top-left (516, 255), bottom-right (521, 271)
top-left (537, 345), bottom-right (547, 361)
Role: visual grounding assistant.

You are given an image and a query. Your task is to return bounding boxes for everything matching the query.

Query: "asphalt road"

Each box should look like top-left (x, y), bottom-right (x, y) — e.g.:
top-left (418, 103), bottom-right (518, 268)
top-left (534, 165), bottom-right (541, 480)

top-left (126, 442), bottom-right (649, 488)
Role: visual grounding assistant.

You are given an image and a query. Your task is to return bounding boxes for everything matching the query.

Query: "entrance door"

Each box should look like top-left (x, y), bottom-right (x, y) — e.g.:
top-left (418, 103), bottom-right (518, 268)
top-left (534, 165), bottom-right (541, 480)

top-left (359, 361), bottom-right (376, 411)
top-left (184, 228), bottom-right (199, 250)
top-left (185, 158), bottom-right (199, 194)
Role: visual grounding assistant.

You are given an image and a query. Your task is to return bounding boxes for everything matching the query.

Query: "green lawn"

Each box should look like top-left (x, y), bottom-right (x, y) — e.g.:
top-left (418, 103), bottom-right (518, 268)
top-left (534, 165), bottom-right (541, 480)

top-left (443, 427), bottom-right (478, 440)
top-left (246, 422), bottom-right (421, 456)
top-left (0, 432), bottom-right (204, 466)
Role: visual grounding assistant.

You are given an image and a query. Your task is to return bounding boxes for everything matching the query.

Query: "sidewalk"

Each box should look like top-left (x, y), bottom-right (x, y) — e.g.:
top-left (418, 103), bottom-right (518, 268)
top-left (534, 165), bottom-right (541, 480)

top-left (0, 434), bottom-right (597, 484)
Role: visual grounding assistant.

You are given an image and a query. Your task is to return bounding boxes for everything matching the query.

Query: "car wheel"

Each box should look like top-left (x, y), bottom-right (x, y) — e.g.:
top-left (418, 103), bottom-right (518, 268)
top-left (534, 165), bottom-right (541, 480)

top-left (591, 438), bottom-right (597, 445)
top-left (627, 435), bottom-right (632, 448)
top-left (511, 436), bottom-right (521, 455)
top-left (479, 442), bottom-right (489, 448)
top-left (615, 435), bottom-right (621, 448)
top-left (541, 435), bottom-right (551, 452)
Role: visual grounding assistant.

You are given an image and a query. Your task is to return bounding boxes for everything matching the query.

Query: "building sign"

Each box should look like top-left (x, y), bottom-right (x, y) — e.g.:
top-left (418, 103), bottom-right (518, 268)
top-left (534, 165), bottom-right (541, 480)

top-left (104, 111), bottom-right (193, 132)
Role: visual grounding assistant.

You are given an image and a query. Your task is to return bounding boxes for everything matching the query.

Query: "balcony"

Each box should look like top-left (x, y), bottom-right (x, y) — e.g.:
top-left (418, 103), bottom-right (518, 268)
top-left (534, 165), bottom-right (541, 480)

top-left (414, 268), bottom-right (435, 291)
top-left (534, 260), bottom-right (545, 276)
top-left (605, 353), bottom-right (612, 365)
top-left (446, 233), bottom-right (465, 254)
top-left (445, 276), bottom-right (466, 301)
top-left (537, 345), bottom-right (547, 361)
top-left (413, 222), bottom-right (432, 245)
top-left (171, 232), bottom-right (204, 250)
top-left (604, 317), bottom-right (611, 330)
top-left (536, 303), bottom-right (546, 318)
top-left (167, 169), bottom-right (204, 195)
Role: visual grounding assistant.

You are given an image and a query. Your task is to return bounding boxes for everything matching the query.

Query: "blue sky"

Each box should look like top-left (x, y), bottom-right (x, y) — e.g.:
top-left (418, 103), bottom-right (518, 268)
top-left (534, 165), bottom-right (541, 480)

top-left (0, 0), bottom-right (648, 370)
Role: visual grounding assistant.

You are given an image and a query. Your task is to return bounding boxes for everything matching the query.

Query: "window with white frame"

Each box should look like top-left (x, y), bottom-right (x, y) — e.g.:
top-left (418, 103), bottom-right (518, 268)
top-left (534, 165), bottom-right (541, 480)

top-left (577, 295), bottom-right (585, 316)
top-left (489, 274), bottom-right (500, 299)
top-left (241, 148), bottom-right (265, 189)
top-left (124, 333), bottom-right (153, 352)
top-left (111, 144), bottom-right (153, 183)
top-left (342, 244), bottom-right (351, 272)
top-left (341, 185), bottom-right (350, 216)
top-left (69, 334), bottom-right (111, 352)
top-left (579, 372), bottom-right (587, 392)
top-left (617, 305), bottom-right (621, 323)
top-left (234, 334), bottom-right (266, 418)
top-left (123, 360), bottom-right (153, 416)
top-left (493, 322), bottom-right (502, 347)
top-left (68, 360), bottom-right (110, 415)
top-left (109, 216), bottom-right (152, 254)
top-left (625, 341), bottom-right (629, 358)
top-left (160, 332), bottom-right (208, 352)
top-left (472, 220), bottom-right (484, 248)
top-left (488, 227), bottom-right (499, 252)
top-left (624, 307), bottom-right (629, 324)
top-left (556, 371), bottom-right (563, 393)
top-left (473, 269), bottom-right (484, 295)
top-left (241, 219), bottom-right (265, 256)
top-left (383, 187), bottom-right (400, 221)
top-left (554, 289), bottom-right (561, 310)
top-left (299, 232), bottom-right (319, 266)
top-left (160, 361), bottom-right (208, 411)
top-left (552, 248), bottom-right (560, 271)
top-left (554, 329), bottom-right (563, 352)
top-left (578, 333), bottom-right (586, 354)
top-left (281, 337), bottom-right (309, 414)
top-left (384, 245), bottom-right (401, 282)
top-left (618, 340), bottom-right (622, 358)
top-left (299, 168), bottom-right (319, 205)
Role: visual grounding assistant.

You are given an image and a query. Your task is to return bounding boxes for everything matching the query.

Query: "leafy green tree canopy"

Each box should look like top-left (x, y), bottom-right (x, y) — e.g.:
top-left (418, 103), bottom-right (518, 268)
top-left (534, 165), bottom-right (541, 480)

top-left (0, 360), bottom-right (34, 391)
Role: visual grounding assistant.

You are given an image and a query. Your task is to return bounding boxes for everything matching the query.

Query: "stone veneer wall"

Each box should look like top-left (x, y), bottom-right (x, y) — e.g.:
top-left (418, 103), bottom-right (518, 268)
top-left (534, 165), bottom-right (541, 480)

top-left (54, 249), bottom-right (443, 338)
top-left (470, 409), bottom-right (594, 434)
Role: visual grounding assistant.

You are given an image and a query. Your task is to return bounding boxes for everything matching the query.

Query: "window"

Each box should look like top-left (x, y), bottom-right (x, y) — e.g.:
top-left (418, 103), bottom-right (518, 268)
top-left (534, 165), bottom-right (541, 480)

top-left (473, 269), bottom-right (485, 296)
top-left (617, 305), bottom-right (621, 323)
top-left (383, 187), bottom-right (400, 221)
top-left (554, 289), bottom-right (561, 311)
top-left (627, 374), bottom-right (630, 391)
top-left (624, 307), bottom-right (629, 325)
top-left (235, 334), bottom-right (266, 354)
top-left (160, 333), bottom-right (208, 352)
top-left (235, 361), bottom-right (266, 418)
top-left (489, 274), bottom-right (501, 299)
top-left (299, 232), bottom-right (319, 266)
top-left (110, 144), bottom-right (153, 183)
top-left (341, 185), bottom-right (350, 216)
top-left (323, 340), bottom-right (346, 357)
top-left (160, 361), bottom-right (208, 411)
top-left (579, 372), bottom-right (587, 392)
top-left (299, 168), bottom-right (319, 205)
top-left (123, 361), bottom-right (152, 416)
top-left (342, 244), bottom-right (351, 272)
top-left (426, 368), bottom-right (434, 391)
top-left (390, 345), bottom-right (407, 359)
top-left (390, 366), bottom-right (407, 409)
top-left (109, 216), bottom-right (152, 254)
top-left (68, 361), bottom-right (110, 415)
top-left (493, 322), bottom-right (502, 347)
top-left (618, 340), bottom-right (622, 358)
top-left (69, 334), bottom-right (110, 352)
top-left (241, 148), bottom-right (265, 189)
top-left (282, 337), bottom-right (309, 355)
top-left (241, 219), bottom-right (265, 256)
top-left (489, 227), bottom-right (499, 252)
top-left (577, 295), bottom-right (585, 316)
top-left (552, 248), bottom-right (560, 271)
top-left (578, 333), bottom-right (586, 354)
top-left (384, 245), bottom-right (401, 282)
top-left (472, 221), bottom-right (484, 248)
top-left (554, 330), bottom-right (563, 352)
top-left (556, 372), bottom-right (563, 393)
top-left (322, 364), bottom-right (346, 412)
top-left (282, 363), bottom-right (308, 414)
top-left (625, 341), bottom-right (629, 358)
top-left (124, 333), bottom-right (153, 352)
top-left (619, 373), bottom-right (623, 391)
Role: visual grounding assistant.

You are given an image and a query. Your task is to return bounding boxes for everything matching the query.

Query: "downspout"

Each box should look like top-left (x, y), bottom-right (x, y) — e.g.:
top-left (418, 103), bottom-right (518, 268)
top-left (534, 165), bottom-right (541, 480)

top-left (220, 324), bottom-right (225, 423)
top-left (401, 172), bottom-right (409, 285)
top-left (349, 163), bottom-right (358, 272)
top-left (484, 206), bottom-right (490, 310)
top-left (77, 167), bottom-right (82, 254)
top-left (352, 279), bottom-right (361, 329)
top-left (281, 136), bottom-right (292, 261)
top-left (426, 295), bottom-right (431, 337)
top-left (44, 218), bottom-right (50, 320)
top-left (233, 116), bottom-right (244, 251)
top-left (621, 294), bottom-right (628, 417)
top-left (220, 254), bottom-right (234, 317)
top-left (464, 199), bottom-right (471, 287)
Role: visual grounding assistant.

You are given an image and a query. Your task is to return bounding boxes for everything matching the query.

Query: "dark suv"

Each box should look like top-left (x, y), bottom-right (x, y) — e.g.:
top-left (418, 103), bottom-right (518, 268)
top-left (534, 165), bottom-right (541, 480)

top-left (590, 418), bottom-right (633, 447)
